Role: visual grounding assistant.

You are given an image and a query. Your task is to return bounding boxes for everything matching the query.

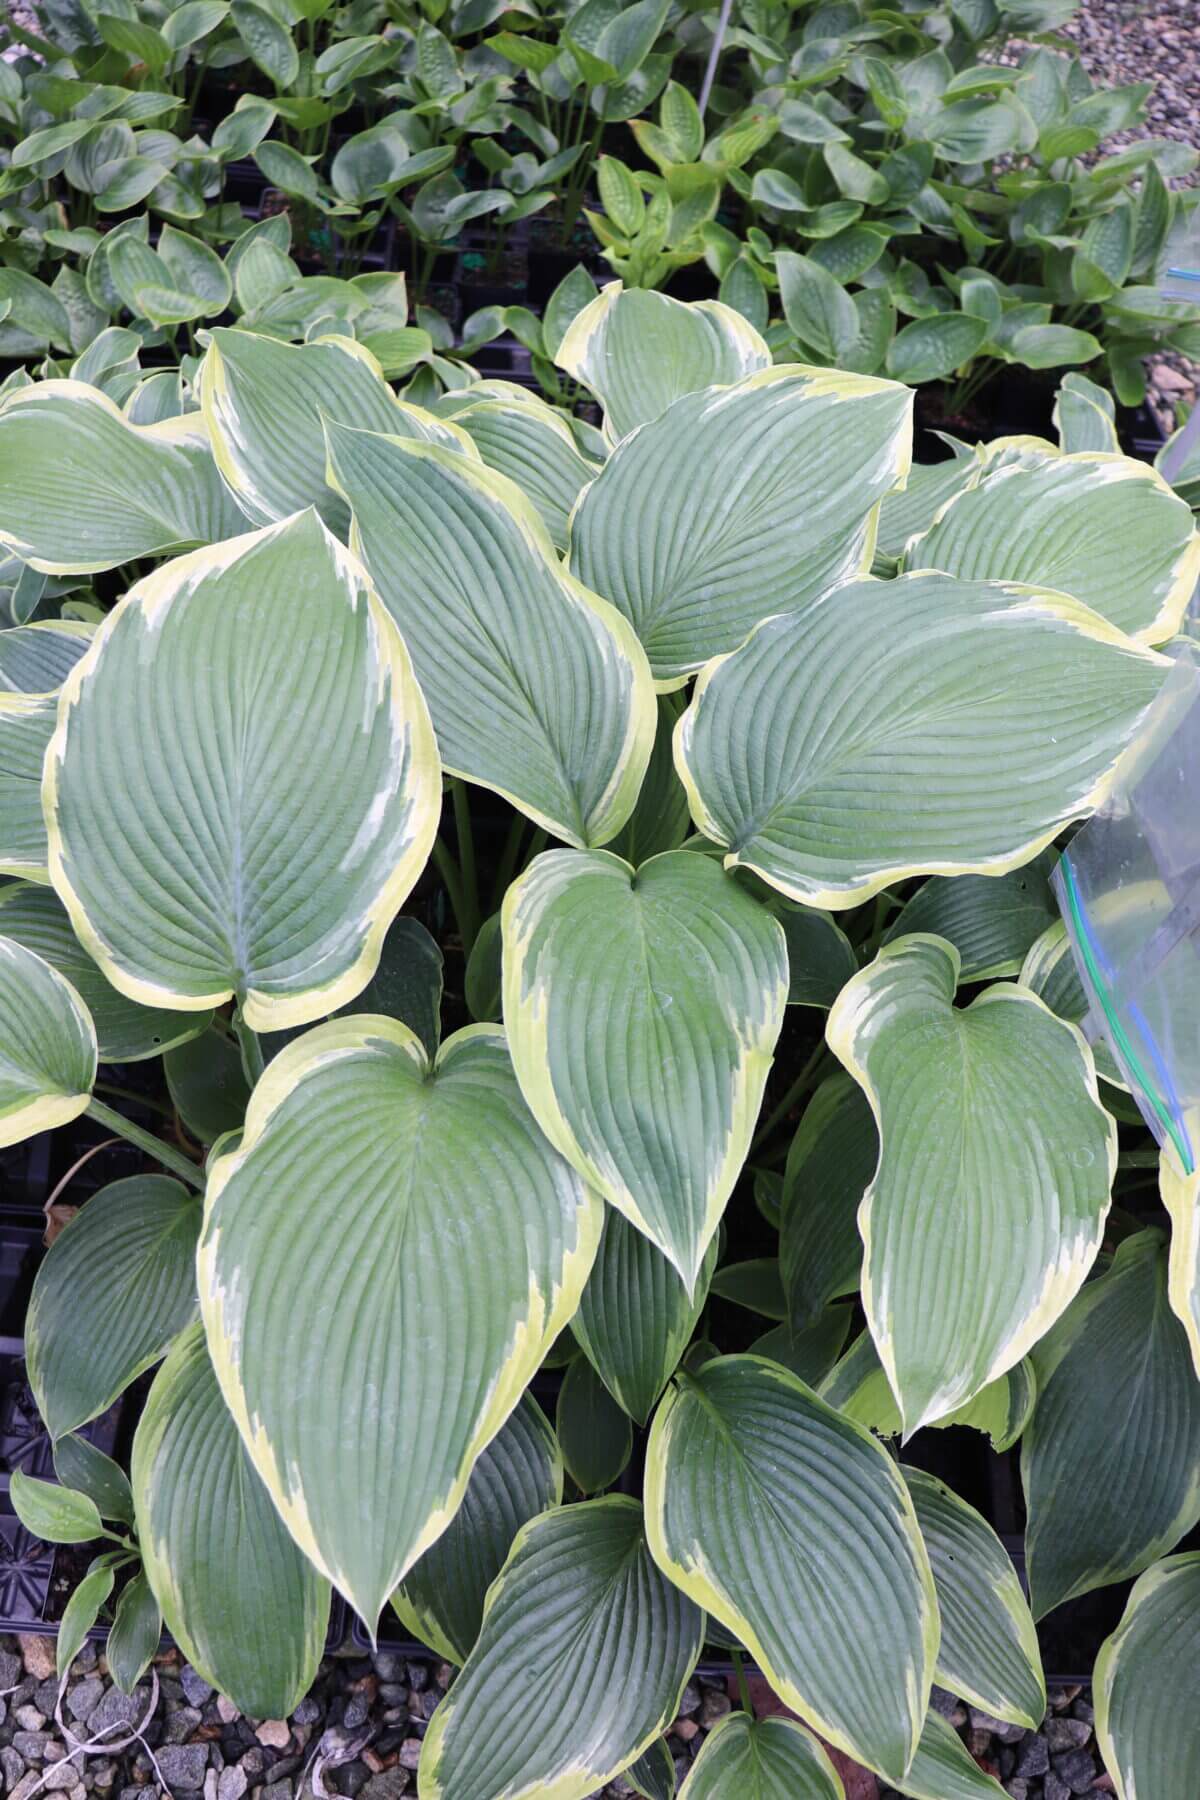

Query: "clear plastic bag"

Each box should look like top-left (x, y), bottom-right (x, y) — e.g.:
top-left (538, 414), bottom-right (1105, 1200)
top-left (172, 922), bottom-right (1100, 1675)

top-left (1163, 202), bottom-right (1200, 304)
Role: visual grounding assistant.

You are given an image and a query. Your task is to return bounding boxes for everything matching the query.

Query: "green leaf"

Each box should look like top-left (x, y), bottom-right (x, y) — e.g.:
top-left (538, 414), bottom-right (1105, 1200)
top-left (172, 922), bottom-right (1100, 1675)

top-left (1054, 373), bottom-right (1120, 455)
top-left (887, 313), bottom-right (988, 383)
top-left (503, 849), bottom-right (787, 1290)
top-left (1094, 1553), bottom-right (1200, 1800)
top-left (391, 1395), bottom-right (561, 1665)
top-left (57, 1562), bottom-right (115, 1680)
top-left (710, 1257), bottom-right (786, 1318)
top-left (897, 1710), bottom-right (1007, 1799)
top-left (0, 382), bottom-right (243, 574)
top-left (824, 141), bottom-right (889, 204)
top-left (199, 329), bottom-right (407, 534)
top-left (748, 1306), bottom-right (853, 1388)
top-left (0, 694), bottom-right (59, 880)
top-left (908, 453), bottom-right (1199, 644)
top-left (628, 1737), bottom-right (677, 1800)
top-left (598, 155), bottom-right (645, 238)
top-left (928, 97), bottom-right (1025, 162)
top-left (660, 81), bottom-right (703, 161)
top-left (0, 622), bottom-right (91, 695)
top-left (0, 936), bottom-right (95, 1148)
top-left (45, 511), bottom-right (440, 1032)
top-left (325, 420), bottom-right (653, 850)
top-left (675, 571), bottom-right (1167, 907)
top-left (156, 224), bottom-right (231, 317)
top-left (28, 1176), bottom-right (201, 1440)
top-left (768, 899), bottom-right (858, 1007)
top-left (199, 1020), bottom-right (600, 1626)
top-left (419, 1498), bottom-right (703, 1800)
top-left (1010, 324), bottom-right (1102, 369)
top-left (554, 284), bottom-right (770, 442)
top-left (677, 1712), bottom-right (844, 1798)
top-left (1021, 1230), bottom-right (1200, 1619)
top-left (775, 251), bottom-right (859, 365)
top-left (568, 365), bottom-right (911, 685)
top-left (53, 1435), bottom-right (134, 1525)
top-left (10, 1470), bottom-right (105, 1544)
top-left (557, 1354), bottom-right (633, 1494)
top-left (0, 270), bottom-right (73, 352)
top-left (133, 1322), bottom-right (329, 1717)
top-left (542, 265), bottom-right (600, 360)
top-left (429, 391), bottom-right (596, 554)
top-left (106, 1572), bottom-right (162, 1696)
top-left (255, 139), bottom-right (320, 204)
top-left (95, 13), bottom-right (170, 71)
top-left (573, 1206), bottom-right (717, 1424)
top-left (608, 692), bottom-right (691, 868)
top-left (164, 1028), bottom-right (250, 1142)
top-left (903, 1468), bottom-right (1045, 1729)
top-left (231, 0), bottom-right (298, 86)
top-left (645, 1356), bottom-right (937, 1781)
top-left (0, 884), bottom-right (208, 1062)
top-left (826, 936), bottom-right (1114, 1432)
top-left (882, 852), bottom-right (1058, 981)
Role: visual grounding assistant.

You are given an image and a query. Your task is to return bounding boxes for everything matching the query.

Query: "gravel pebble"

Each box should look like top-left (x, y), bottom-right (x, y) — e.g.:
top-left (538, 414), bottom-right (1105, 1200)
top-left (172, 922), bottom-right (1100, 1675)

top-left (156, 1745), bottom-right (210, 1791)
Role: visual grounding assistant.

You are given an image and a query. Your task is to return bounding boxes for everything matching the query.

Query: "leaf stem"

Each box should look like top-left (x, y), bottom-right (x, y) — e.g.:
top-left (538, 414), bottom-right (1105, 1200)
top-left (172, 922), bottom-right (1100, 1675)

top-left (233, 1009), bottom-right (265, 1088)
top-left (451, 778), bottom-right (481, 955)
top-left (750, 1040), bottom-right (828, 1154)
top-left (731, 1648), bottom-right (753, 1716)
top-left (84, 1100), bottom-right (204, 1192)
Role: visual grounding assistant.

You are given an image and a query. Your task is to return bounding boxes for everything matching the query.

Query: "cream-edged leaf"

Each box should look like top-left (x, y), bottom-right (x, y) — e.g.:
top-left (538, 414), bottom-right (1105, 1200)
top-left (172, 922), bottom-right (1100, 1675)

top-left (903, 1467), bottom-right (1045, 1730)
top-left (882, 851), bottom-right (1058, 982)
top-left (325, 421), bottom-right (654, 849)
top-left (447, 393), bottom-right (599, 552)
top-left (569, 365), bottom-right (912, 686)
top-left (677, 1712), bottom-right (845, 1799)
top-left (1020, 920), bottom-right (1125, 1087)
top-left (0, 381), bottom-right (243, 573)
top-left (608, 692), bottom-right (692, 867)
top-left (675, 573), bottom-right (1167, 907)
top-left (1021, 1229), bottom-right (1200, 1619)
top-left (503, 849), bottom-right (788, 1289)
top-left (875, 446), bottom-right (975, 563)
top-left (1094, 1553), bottom-right (1200, 1800)
top-left (907, 452), bottom-right (1200, 644)
top-left (827, 935), bottom-right (1115, 1433)
top-left (45, 511), bottom-right (440, 1032)
top-left (132, 1321), bottom-right (330, 1719)
top-left (554, 282), bottom-right (771, 442)
top-left (895, 1711), bottom-right (1006, 1800)
top-left (644, 1355), bottom-right (938, 1783)
top-left (820, 1331), bottom-right (1036, 1453)
top-left (0, 934), bottom-right (95, 1146)
top-left (0, 691), bottom-right (55, 879)
top-left (418, 1497), bottom-right (703, 1800)
top-left (781, 1075), bottom-right (874, 1327)
top-left (391, 1394), bottom-right (562, 1666)
top-left (198, 1018), bottom-right (601, 1627)
top-left (0, 621), bottom-right (92, 694)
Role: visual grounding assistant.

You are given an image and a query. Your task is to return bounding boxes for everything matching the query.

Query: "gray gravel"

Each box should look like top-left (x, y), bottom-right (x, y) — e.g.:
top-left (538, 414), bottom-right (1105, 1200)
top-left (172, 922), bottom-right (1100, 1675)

top-left (879, 1688), bottom-right (1111, 1799)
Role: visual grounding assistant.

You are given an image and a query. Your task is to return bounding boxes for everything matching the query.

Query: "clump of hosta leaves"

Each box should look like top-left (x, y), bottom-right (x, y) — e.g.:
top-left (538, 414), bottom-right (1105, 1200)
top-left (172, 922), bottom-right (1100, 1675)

top-left (1, 283), bottom-right (1199, 1800)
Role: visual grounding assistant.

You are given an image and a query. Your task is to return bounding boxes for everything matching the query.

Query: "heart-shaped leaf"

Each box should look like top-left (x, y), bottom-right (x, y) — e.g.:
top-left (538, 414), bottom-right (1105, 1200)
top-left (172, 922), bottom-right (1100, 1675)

top-left (677, 1712), bottom-right (845, 1798)
top-left (0, 935), bottom-right (95, 1147)
top-left (1095, 1553), bottom-right (1200, 1800)
top-left (882, 854), bottom-right (1058, 982)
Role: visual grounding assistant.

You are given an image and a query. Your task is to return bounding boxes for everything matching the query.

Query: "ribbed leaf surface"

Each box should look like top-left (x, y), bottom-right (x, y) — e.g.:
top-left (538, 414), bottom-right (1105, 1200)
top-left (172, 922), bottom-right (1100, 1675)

top-left (749, 1308), bottom-right (852, 1388)
top-left (0, 622), bottom-right (91, 694)
top-left (419, 1498), bottom-right (703, 1800)
top-left (28, 1175), bottom-right (201, 1438)
top-left (199, 329), bottom-right (409, 533)
top-left (392, 1394), bottom-right (561, 1665)
top-left (769, 900), bottom-right (858, 1006)
top-left (0, 381), bottom-right (243, 572)
top-left (132, 1322), bottom-right (330, 1718)
top-left (644, 1355), bottom-right (937, 1781)
top-left (897, 1711), bottom-right (1006, 1799)
top-left (0, 935), bottom-right (95, 1146)
top-left (875, 447), bottom-right (975, 561)
top-left (882, 852), bottom-right (1058, 981)
top-left (909, 453), bottom-right (1200, 643)
top-left (569, 366), bottom-right (911, 684)
top-left (503, 849), bottom-right (788, 1288)
top-left (0, 883), bottom-right (208, 1061)
top-left (675, 573), bottom-right (1167, 907)
top-left (450, 395), bottom-right (598, 551)
top-left (556, 1354), bottom-right (633, 1494)
top-left (821, 1332), bottom-right (1036, 1452)
top-left (608, 692), bottom-right (691, 867)
top-left (326, 422), bottom-right (654, 848)
top-left (1020, 921), bottom-right (1124, 1087)
top-left (199, 1019), bottom-right (601, 1626)
top-left (1021, 1231), bottom-right (1200, 1619)
top-left (827, 936), bottom-right (1115, 1432)
top-left (573, 1206), bottom-right (717, 1424)
top-left (677, 1712), bottom-right (845, 1799)
top-left (781, 1075), bottom-right (875, 1327)
top-left (1094, 1553), bottom-right (1200, 1800)
top-left (45, 512), bottom-right (440, 1032)
top-left (554, 283), bottom-right (771, 441)
top-left (903, 1468), bottom-right (1045, 1729)
top-left (0, 693), bottom-right (54, 878)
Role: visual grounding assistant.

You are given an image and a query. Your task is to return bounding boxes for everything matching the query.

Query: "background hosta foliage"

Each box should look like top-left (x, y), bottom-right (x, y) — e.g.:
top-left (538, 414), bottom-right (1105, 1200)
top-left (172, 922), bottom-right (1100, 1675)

top-left (1, 277), bottom-right (1198, 1800)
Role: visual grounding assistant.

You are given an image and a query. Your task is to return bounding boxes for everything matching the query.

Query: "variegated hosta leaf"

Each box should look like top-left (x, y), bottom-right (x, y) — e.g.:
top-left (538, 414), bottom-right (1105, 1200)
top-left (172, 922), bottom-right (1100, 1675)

top-left (0, 621), bottom-right (92, 694)
top-left (0, 381), bottom-right (243, 573)
top-left (608, 692), bottom-right (692, 867)
top-left (556, 1354), bottom-right (633, 1495)
top-left (781, 1074), bottom-right (875, 1327)
top-left (883, 851), bottom-right (1058, 982)
top-left (675, 572), bottom-right (1166, 908)
top-left (199, 1018), bottom-right (601, 1626)
top-left (874, 443), bottom-right (975, 563)
top-left (554, 281), bottom-right (771, 443)
top-left (445, 393), bottom-right (599, 552)
top-left (45, 511), bottom-right (440, 1032)
top-left (627, 1738), bottom-right (675, 1800)
top-left (503, 849), bottom-right (788, 1289)
top-left (0, 691), bottom-right (54, 878)
top-left (903, 1468), bottom-right (1045, 1730)
top-left (418, 1498), bottom-right (703, 1800)
top-left (573, 1206), bottom-right (717, 1425)
top-left (677, 1712), bottom-right (846, 1799)
top-left (132, 1321), bottom-right (330, 1719)
top-left (644, 1355), bottom-right (938, 1782)
top-left (27, 1174), bottom-right (201, 1440)
top-left (1159, 1145), bottom-right (1200, 1378)
top-left (1021, 1230), bottom-right (1200, 1620)
top-left (1094, 1553), bottom-right (1200, 1800)
top-left (0, 935), bottom-right (95, 1147)
top-left (1019, 921), bottom-right (1125, 1087)
top-left (199, 328), bottom-right (422, 534)
top-left (0, 883), bottom-right (209, 1061)
top-left (907, 453), bottom-right (1200, 644)
top-left (767, 898), bottom-right (858, 1007)
top-left (897, 1711), bottom-right (1006, 1800)
top-left (325, 422), bottom-right (654, 848)
top-left (749, 1306), bottom-right (853, 1389)
top-left (568, 365), bottom-right (912, 686)
top-left (392, 1394), bottom-right (562, 1666)
top-left (827, 936), bottom-right (1115, 1433)
top-left (820, 1331), bottom-right (1036, 1453)
top-left (1053, 375), bottom-right (1119, 456)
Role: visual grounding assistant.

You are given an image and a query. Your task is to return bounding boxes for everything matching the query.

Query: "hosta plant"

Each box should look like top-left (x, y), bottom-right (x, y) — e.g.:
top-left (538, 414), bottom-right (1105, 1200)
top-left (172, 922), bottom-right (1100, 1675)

top-left (2, 284), bottom-right (1200, 1799)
